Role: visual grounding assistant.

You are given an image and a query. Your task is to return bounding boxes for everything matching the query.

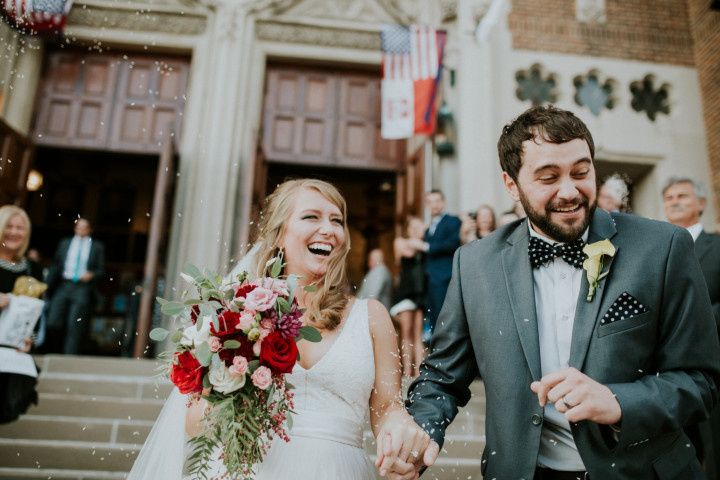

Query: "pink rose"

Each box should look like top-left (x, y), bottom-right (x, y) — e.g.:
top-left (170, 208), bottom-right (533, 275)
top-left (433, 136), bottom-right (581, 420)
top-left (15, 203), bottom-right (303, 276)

top-left (260, 278), bottom-right (289, 297)
top-left (229, 355), bottom-right (249, 376)
top-left (243, 287), bottom-right (278, 312)
top-left (208, 336), bottom-right (222, 353)
top-left (237, 311), bottom-right (255, 332)
top-left (260, 317), bottom-right (274, 332)
top-left (251, 366), bottom-right (273, 390)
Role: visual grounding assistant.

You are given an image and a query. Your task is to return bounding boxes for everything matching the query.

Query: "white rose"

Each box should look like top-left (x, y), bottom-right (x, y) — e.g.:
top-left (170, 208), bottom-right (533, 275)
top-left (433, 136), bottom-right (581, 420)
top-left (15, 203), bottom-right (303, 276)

top-left (209, 362), bottom-right (246, 394)
top-left (180, 316), bottom-right (212, 347)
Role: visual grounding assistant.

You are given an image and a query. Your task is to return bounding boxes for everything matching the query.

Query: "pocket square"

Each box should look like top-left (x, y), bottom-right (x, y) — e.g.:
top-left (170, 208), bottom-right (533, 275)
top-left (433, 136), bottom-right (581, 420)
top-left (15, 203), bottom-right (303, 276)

top-left (600, 292), bottom-right (649, 325)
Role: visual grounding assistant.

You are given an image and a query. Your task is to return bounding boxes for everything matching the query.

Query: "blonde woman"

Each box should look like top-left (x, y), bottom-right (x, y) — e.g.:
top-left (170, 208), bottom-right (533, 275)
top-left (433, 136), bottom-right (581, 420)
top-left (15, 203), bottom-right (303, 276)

top-left (129, 179), bottom-right (428, 479)
top-left (0, 205), bottom-right (42, 423)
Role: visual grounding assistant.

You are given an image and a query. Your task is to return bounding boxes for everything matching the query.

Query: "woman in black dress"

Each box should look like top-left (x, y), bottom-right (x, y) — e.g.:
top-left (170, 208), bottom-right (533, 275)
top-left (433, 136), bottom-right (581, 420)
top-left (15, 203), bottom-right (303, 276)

top-left (390, 216), bottom-right (426, 377)
top-left (0, 205), bottom-right (42, 424)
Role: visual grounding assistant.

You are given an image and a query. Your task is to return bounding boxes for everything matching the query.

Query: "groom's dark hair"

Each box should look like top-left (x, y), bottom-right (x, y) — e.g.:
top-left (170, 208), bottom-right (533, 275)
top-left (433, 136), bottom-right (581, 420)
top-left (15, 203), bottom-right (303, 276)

top-left (497, 105), bottom-right (595, 181)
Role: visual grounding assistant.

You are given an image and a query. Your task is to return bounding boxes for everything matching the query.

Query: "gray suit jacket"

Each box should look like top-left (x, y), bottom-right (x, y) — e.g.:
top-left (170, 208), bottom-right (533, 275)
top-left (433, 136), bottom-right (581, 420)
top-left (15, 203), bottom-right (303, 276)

top-left (408, 209), bottom-right (720, 479)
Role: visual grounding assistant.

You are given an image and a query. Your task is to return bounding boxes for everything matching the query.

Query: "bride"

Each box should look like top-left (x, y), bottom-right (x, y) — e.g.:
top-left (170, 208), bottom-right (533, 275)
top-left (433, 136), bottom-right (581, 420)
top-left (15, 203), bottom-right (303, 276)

top-left (128, 179), bottom-right (430, 479)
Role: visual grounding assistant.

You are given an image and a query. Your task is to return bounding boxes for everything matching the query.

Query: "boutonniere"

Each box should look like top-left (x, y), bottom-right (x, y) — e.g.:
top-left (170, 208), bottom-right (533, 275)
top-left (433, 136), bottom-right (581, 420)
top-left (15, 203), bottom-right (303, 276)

top-left (582, 239), bottom-right (616, 302)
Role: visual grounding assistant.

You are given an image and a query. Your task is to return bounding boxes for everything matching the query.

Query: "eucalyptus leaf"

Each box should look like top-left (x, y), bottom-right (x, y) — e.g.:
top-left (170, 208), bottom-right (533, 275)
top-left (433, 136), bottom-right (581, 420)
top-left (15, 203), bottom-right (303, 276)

top-left (202, 372), bottom-right (211, 389)
top-left (160, 301), bottom-right (185, 316)
top-left (300, 325), bottom-right (322, 342)
top-left (156, 297), bottom-right (168, 306)
top-left (303, 284), bottom-right (318, 293)
top-left (223, 340), bottom-right (241, 349)
top-left (248, 359), bottom-right (260, 373)
top-left (170, 329), bottom-right (183, 343)
top-left (183, 263), bottom-right (202, 281)
top-left (184, 298), bottom-right (202, 305)
top-left (149, 327), bottom-right (169, 342)
top-left (196, 342), bottom-right (212, 367)
top-left (287, 275), bottom-right (298, 303)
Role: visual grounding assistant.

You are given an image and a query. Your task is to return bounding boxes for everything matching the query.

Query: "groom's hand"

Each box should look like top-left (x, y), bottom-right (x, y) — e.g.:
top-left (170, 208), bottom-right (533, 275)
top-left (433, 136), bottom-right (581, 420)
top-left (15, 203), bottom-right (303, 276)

top-left (530, 367), bottom-right (622, 425)
top-left (375, 410), bottom-right (438, 478)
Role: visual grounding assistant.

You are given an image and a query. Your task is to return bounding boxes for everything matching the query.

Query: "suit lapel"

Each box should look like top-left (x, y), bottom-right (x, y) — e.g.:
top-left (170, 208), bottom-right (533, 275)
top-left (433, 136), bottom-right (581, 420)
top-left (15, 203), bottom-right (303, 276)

top-left (694, 231), bottom-right (712, 262)
top-left (502, 221), bottom-right (542, 381)
top-left (568, 209), bottom-right (618, 370)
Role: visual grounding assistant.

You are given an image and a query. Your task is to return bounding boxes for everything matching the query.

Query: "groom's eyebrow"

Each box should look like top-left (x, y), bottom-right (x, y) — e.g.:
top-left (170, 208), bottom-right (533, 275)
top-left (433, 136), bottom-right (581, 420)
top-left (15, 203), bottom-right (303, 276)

top-left (533, 158), bottom-right (592, 175)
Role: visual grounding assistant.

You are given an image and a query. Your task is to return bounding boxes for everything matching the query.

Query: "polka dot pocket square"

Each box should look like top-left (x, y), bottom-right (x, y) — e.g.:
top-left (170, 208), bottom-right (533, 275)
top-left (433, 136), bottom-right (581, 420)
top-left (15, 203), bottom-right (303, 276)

top-left (600, 292), bottom-right (649, 326)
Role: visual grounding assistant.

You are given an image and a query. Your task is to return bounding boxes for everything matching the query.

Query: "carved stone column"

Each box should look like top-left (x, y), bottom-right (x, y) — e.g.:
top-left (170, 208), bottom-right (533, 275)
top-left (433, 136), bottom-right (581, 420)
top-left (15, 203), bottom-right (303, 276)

top-left (167, 0), bottom-right (269, 283)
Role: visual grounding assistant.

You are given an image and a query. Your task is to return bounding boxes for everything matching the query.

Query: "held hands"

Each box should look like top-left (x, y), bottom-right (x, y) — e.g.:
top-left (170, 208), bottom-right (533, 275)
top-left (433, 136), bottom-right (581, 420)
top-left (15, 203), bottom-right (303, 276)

top-left (530, 367), bottom-right (622, 425)
top-left (375, 409), bottom-right (439, 480)
top-left (80, 272), bottom-right (93, 283)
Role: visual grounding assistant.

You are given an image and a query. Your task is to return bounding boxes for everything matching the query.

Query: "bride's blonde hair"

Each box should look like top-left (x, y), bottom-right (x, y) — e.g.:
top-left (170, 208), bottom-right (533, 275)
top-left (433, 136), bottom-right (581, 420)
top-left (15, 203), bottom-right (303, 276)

top-left (252, 179), bottom-right (351, 330)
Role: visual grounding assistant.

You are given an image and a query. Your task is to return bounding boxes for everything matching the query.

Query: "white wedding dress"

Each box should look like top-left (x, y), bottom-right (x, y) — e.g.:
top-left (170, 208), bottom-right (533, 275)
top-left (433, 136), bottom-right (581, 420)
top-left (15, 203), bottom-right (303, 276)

top-left (128, 299), bottom-right (376, 480)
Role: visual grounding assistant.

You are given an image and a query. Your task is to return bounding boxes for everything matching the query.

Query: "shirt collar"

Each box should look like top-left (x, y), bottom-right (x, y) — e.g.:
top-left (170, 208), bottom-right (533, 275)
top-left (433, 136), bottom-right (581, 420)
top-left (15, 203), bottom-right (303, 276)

top-left (527, 220), bottom-right (589, 244)
top-left (686, 222), bottom-right (703, 241)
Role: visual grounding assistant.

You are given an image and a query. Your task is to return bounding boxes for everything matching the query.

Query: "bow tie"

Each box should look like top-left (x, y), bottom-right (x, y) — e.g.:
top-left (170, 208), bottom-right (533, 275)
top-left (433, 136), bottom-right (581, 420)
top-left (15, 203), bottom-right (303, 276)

top-left (529, 236), bottom-right (586, 269)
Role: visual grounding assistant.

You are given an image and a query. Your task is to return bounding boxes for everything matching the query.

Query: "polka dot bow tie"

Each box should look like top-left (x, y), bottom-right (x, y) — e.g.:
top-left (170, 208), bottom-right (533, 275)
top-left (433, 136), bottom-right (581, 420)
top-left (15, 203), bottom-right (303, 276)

top-left (528, 236), bottom-right (587, 269)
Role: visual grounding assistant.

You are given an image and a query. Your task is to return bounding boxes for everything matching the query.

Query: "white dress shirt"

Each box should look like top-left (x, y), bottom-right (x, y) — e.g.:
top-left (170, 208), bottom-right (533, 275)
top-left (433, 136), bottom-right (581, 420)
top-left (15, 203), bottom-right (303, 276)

top-left (686, 222), bottom-right (703, 242)
top-left (529, 223), bottom-right (589, 471)
top-left (62, 236), bottom-right (92, 281)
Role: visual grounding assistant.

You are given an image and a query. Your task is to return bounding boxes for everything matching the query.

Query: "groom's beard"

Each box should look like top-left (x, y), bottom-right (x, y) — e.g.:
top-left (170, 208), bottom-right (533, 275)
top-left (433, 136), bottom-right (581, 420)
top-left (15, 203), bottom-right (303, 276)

top-left (518, 188), bottom-right (596, 243)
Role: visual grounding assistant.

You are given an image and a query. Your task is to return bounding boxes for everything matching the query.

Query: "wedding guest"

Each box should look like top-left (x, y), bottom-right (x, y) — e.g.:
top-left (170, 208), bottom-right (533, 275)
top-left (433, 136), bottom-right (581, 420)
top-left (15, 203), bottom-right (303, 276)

top-left (357, 248), bottom-right (393, 310)
top-left (419, 190), bottom-right (461, 338)
top-left (460, 204), bottom-right (497, 244)
top-left (663, 176), bottom-right (720, 479)
top-left (382, 105), bottom-right (720, 480)
top-left (0, 205), bottom-right (42, 423)
top-left (46, 218), bottom-right (105, 355)
top-left (499, 209), bottom-right (520, 227)
top-left (598, 173), bottom-right (630, 213)
top-left (390, 216), bottom-right (427, 377)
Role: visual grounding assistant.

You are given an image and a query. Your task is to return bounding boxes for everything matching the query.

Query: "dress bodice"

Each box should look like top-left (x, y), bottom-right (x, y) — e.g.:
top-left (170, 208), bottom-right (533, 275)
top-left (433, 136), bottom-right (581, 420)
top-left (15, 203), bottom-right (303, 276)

top-left (286, 299), bottom-right (375, 448)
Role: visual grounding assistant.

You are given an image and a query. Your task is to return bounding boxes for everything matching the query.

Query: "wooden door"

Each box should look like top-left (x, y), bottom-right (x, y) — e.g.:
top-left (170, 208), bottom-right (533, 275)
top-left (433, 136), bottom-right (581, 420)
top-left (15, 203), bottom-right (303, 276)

top-left (395, 146), bottom-right (424, 235)
top-left (262, 66), bottom-right (404, 171)
top-left (33, 50), bottom-right (189, 153)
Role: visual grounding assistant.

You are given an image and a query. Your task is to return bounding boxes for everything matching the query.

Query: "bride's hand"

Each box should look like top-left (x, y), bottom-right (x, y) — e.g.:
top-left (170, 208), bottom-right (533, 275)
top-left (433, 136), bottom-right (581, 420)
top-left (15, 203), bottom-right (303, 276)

top-left (374, 409), bottom-right (437, 478)
top-left (185, 396), bottom-right (208, 437)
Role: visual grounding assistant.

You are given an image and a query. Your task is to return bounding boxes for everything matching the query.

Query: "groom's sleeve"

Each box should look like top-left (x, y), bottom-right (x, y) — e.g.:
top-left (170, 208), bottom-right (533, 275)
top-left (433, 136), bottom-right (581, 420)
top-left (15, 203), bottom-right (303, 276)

top-left (606, 228), bottom-right (720, 449)
top-left (406, 247), bottom-right (478, 448)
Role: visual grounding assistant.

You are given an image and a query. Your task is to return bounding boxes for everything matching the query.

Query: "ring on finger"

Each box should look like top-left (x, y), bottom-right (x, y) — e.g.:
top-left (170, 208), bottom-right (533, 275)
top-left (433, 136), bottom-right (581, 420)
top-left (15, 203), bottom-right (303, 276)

top-left (410, 450), bottom-right (420, 458)
top-left (562, 396), bottom-right (576, 409)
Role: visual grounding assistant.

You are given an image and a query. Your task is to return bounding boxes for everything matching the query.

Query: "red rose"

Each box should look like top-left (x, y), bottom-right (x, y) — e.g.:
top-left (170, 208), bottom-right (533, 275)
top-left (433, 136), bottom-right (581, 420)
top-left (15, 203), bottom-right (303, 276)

top-left (259, 331), bottom-right (298, 374)
top-left (190, 305), bottom-right (200, 325)
top-left (218, 333), bottom-right (255, 366)
top-left (170, 351), bottom-right (204, 394)
top-left (235, 282), bottom-right (257, 299)
top-left (211, 311), bottom-right (241, 337)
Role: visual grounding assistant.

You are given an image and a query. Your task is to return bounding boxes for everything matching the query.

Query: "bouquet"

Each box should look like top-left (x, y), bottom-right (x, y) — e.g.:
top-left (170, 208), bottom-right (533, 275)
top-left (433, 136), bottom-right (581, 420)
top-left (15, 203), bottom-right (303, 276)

top-left (150, 256), bottom-right (320, 479)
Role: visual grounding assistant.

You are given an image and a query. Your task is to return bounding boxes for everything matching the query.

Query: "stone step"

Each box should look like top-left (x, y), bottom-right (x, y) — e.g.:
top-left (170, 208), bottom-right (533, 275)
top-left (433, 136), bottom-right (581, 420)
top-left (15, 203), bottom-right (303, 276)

top-left (37, 355), bottom-right (162, 377)
top-left (27, 393), bottom-right (165, 421)
top-left (0, 439), bottom-right (138, 472)
top-left (0, 467), bottom-right (127, 480)
top-left (0, 415), bottom-right (154, 444)
top-left (37, 373), bottom-right (173, 400)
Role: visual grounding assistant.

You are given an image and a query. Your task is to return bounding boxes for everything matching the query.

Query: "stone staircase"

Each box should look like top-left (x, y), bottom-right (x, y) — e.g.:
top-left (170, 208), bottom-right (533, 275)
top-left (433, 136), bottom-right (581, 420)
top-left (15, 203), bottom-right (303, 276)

top-left (0, 355), bottom-right (485, 479)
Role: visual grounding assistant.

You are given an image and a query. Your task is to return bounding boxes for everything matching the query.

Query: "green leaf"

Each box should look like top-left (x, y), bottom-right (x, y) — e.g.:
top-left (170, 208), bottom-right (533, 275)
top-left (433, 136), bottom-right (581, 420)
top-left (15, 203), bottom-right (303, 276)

top-left (169, 329), bottom-right (183, 343)
top-left (183, 263), bottom-right (202, 280)
top-left (202, 372), bottom-right (211, 389)
top-left (156, 297), bottom-right (168, 306)
top-left (287, 275), bottom-right (298, 303)
top-left (195, 342), bottom-right (212, 366)
top-left (183, 298), bottom-right (202, 305)
top-left (149, 327), bottom-right (169, 342)
top-left (160, 301), bottom-right (185, 316)
top-left (276, 297), bottom-right (290, 314)
top-left (270, 257), bottom-right (283, 278)
top-left (303, 284), bottom-right (318, 293)
top-left (287, 414), bottom-right (293, 430)
top-left (247, 359), bottom-right (260, 373)
top-left (223, 339), bottom-right (241, 349)
top-left (300, 325), bottom-right (322, 342)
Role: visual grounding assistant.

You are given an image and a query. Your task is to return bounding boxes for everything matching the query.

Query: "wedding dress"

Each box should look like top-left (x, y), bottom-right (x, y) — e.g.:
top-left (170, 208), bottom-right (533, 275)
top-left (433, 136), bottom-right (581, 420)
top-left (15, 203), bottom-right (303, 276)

top-left (128, 299), bottom-right (377, 480)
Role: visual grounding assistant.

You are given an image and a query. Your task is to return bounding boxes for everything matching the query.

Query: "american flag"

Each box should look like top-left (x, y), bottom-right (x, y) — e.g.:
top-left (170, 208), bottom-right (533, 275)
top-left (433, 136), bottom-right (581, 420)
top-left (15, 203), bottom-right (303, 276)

top-left (381, 25), bottom-right (446, 139)
top-left (2, 0), bottom-right (73, 34)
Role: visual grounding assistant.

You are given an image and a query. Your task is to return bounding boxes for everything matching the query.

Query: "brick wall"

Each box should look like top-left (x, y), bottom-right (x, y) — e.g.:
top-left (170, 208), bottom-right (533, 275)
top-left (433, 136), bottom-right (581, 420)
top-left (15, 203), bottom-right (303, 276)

top-left (687, 1), bottom-right (720, 220)
top-left (508, 0), bottom-right (695, 66)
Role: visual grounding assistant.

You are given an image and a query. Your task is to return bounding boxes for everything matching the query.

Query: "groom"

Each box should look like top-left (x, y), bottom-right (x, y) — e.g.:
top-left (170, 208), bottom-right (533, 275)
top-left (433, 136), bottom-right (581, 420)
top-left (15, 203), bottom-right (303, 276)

top-left (383, 105), bottom-right (720, 479)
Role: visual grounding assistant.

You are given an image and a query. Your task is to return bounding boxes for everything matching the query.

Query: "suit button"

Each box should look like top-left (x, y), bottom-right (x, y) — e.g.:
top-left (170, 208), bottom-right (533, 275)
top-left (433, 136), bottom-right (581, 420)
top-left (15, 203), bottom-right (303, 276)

top-left (531, 414), bottom-right (543, 426)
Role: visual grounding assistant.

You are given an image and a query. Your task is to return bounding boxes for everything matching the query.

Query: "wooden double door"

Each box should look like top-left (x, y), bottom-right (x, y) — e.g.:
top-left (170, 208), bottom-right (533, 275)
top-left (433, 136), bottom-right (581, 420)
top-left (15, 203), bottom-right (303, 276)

top-left (257, 65), bottom-right (424, 282)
